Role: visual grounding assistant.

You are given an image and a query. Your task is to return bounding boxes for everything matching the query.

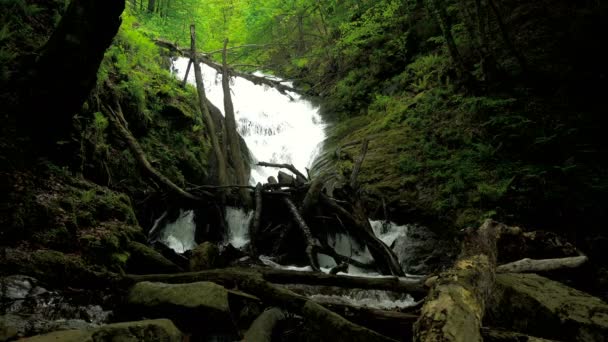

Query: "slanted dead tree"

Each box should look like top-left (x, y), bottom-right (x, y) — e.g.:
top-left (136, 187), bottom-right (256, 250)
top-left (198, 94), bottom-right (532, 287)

top-left (189, 25), bottom-right (229, 195)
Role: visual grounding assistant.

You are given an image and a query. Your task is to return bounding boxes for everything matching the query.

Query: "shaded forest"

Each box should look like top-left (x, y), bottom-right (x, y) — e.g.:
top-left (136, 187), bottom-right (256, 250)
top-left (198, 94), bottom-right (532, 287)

top-left (1, 0), bottom-right (607, 341)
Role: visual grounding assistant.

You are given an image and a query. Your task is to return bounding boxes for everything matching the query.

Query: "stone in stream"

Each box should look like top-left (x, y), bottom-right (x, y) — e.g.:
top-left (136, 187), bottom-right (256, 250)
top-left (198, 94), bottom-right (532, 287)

top-left (20, 319), bottom-right (182, 342)
top-left (127, 281), bottom-right (233, 334)
top-left (189, 241), bottom-right (221, 271)
top-left (489, 273), bottom-right (608, 342)
top-left (392, 225), bottom-right (458, 275)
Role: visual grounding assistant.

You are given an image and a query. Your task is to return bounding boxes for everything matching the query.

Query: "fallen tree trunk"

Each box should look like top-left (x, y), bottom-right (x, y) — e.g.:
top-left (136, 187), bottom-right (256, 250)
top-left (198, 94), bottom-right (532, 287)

top-left (496, 256), bottom-right (588, 273)
top-left (258, 162), bottom-right (308, 182)
top-left (413, 219), bottom-right (502, 342)
top-left (102, 105), bottom-right (209, 202)
top-left (125, 267), bottom-right (427, 295)
top-left (315, 300), bottom-right (418, 341)
top-left (126, 269), bottom-right (397, 342)
top-left (244, 307), bottom-right (287, 342)
top-left (481, 327), bottom-right (560, 342)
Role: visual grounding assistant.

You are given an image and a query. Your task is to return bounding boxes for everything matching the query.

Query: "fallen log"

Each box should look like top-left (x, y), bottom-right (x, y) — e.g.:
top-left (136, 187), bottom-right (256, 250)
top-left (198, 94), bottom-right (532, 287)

top-left (125, 267), bottom-right (427, 295)
top-left (496, 256), bottom-right (588, 273)
top-left (315, 300), bottom-right (418, 341)
top-left (153, 39), bottom-right (298, 95)
top-left (413, 219), bottom-right (502, 342)
top-left (258, 162), bottom-right (308, 181)
top-left (243, 307), bottom-right (287, 342)
top-left (481, 327), bottom-right (560, 342)
top-left (126, 269), bottom-right (397, 342)
top-left (102, 105), bottom-right (209, 202)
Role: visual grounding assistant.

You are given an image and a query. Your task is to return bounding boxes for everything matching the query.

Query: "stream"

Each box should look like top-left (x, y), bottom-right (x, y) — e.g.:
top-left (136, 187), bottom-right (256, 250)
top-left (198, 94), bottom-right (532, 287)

top-left (152, 58), bottom-right (419, 310)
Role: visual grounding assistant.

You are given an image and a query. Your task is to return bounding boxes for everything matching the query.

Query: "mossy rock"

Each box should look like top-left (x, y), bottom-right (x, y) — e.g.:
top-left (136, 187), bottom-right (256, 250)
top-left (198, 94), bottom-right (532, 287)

top-left (189, 242), bottom-right (221, 271)
top-left (21, 319), bottom-right (183, 342)
top-left (127, 281), bottom-right (233, 334)
top-left (490, 273), bottom-right (608, 342)
top-left (126, 241), bottom-right (182, 274)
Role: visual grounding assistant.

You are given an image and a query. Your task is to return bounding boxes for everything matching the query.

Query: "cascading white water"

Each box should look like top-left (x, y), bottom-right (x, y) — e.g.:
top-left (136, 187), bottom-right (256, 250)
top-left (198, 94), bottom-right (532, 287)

top-left (225, 206), bottom-right (254, 248)
top-left (173, 58), bottom-right (326, 185)
top-left (158, 210), bottom-right (197, 253)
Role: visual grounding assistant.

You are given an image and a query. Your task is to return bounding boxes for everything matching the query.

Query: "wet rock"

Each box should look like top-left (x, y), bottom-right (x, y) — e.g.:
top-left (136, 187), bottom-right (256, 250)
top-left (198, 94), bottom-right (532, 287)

top-left (489, 273), bottom-right (608, 342)
top-left (127, 281), bottom-right (233, 334)
top-left (0, 275), bottom-right (111, 339)
top-left (392, 225), bottom-right (458, 275)
top-left (126, 241), bottom-right (182, 274)
top-left (0, 316), bottom-right (19, 342)
top-left (22, 319), bottom-right (183, 341)
top-left (189, 242), bottom-right (221, 271)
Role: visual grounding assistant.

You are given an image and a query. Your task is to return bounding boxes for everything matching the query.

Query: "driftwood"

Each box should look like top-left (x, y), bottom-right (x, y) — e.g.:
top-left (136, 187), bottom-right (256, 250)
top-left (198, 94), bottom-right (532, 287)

top-left (102, 105), bottom-right (209, 202)
top-left (413, 219), bottom-right (502, 342)
top-left (496, 256), bottom-right (588, 273)
top-left (243, 307), bottom-right (287, 342)
top-left (284, 197), bottom-right (322, 272)
top-left (258, 162), bottom-right (308, 182)
top-left (126, 269), bottom-right (397, 342)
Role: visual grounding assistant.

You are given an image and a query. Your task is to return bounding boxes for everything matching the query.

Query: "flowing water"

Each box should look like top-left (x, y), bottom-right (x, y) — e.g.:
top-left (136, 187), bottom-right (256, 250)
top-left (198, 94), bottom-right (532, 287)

top-left (151, 59), bottom-right (419, 309)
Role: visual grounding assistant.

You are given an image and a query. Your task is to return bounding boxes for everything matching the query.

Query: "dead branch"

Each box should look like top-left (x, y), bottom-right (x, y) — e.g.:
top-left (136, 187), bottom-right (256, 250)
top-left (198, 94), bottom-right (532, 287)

top-left (496, 256), bottom-right (588, 273)
top-left (102, 105), bottom-right (209, 202)
top-left (258, 162), bottom-right (308, 181)
top-left (284, 197), bottom-right (322, 271)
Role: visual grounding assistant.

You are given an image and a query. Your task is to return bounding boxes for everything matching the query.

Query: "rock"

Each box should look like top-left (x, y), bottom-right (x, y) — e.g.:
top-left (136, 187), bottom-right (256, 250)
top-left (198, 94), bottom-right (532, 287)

top-left (21, 319), bottom-right (182, 341)
top-left (0, 316), bottom-right (19, 342)
top-left (126, 241), bottom-right (182, 274)
top-left (392, 225), bottom-right (458, 274)
top-left (189, 242), bottom-right (221, 271)
top-left (127, 281), bottom-right (233, 333)
top-left (489, 273), bottom-right (608, 342)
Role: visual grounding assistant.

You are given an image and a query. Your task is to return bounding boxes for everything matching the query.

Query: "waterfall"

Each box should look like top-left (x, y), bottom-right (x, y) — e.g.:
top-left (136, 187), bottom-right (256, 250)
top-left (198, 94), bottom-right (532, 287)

top-left (158, 210), bottom-right (197, 254)
top-left (172, 58), bottom-right (326, 185)
top-left (225, 206), bottom-right (254, 248)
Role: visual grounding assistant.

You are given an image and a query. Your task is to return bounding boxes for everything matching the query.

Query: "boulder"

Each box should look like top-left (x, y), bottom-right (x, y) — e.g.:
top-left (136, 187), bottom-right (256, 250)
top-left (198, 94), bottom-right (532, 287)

top-left (392, 225), bottom-right (458, 274)
top-left (127, 281), bottom-right (233, 334)
top-left (21, 319), bottom-right (182, 342)
top-left (489, 273), bottom-right (608, 342)
top-left (126, 241), bottom-right (182, 274)
top-left (189, 242), bottom-right (221, 271)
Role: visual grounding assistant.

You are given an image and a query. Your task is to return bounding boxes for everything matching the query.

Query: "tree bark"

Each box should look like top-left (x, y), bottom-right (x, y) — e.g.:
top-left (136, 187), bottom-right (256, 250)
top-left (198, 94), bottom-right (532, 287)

top-left (413, 219), bottom-right (502, 342)
top-left (23, 0), bottom-right (125, 149)
top-left (250, 183), bottom-right (263, 256)
top-left (190, 25), bottom-right (229, 194)
top-left (181, 59), bottom-right (192, 88)
top-left (258, 162), bottom-right (308, 181)
top-left (496, 256), bottom-right (588, 274)
top-left (284, 197), bottom-right (322, 271)
top-left (221, 38), bottom-right (250, 205)
top-left (147, 0), bottom-right (156, 13)
top-left (244, 308), bottom-right (286, 342)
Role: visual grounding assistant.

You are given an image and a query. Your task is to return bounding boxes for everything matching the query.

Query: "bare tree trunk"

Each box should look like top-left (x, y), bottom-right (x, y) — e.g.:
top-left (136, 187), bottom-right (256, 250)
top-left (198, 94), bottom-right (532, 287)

top-left (190, 25), bottom-right (229, 196)
top-left (147, 0), bottom-right (156, 13)
top-left (181, 59), bottom-right (192, 88)
top-left (284, 197), bottom-right (322, 271)
top-left (221, 38), bottom-right (250, 204)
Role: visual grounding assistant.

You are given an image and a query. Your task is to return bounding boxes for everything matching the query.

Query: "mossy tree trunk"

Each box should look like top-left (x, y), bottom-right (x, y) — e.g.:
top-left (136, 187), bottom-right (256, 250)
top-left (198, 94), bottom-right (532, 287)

top-left (23, 0), bottom-right (125, 150)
